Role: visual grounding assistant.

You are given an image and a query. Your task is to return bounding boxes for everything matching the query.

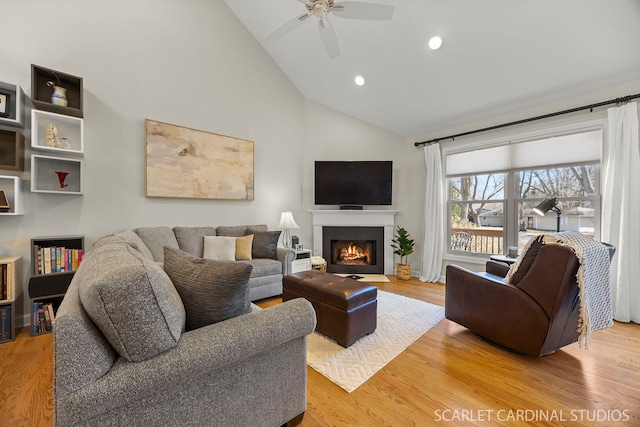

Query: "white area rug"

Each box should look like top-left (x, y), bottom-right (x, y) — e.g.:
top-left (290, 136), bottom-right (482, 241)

top-left (307, 290), bottom-right (445, 393)
top-left (334, 273), bottom-right (390, 283)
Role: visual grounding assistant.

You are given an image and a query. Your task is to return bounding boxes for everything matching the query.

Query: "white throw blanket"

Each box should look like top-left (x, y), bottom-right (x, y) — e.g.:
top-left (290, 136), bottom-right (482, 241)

top-left (508, 232), bottom-right (613, 348)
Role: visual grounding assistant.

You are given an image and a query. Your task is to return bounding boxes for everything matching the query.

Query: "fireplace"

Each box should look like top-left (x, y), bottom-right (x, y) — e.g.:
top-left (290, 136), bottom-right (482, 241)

top-left (323, 226), bottom-right (384, 274)
top-left (311, 209), bottom-right (398, 275)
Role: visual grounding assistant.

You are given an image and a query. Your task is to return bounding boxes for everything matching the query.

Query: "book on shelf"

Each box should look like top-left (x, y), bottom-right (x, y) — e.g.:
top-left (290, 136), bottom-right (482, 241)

top-left (33, 246), bottom-right (83, 275)
top-left (0, 262), bottom-right (12, 301)
top-left (0, 305), bottom-right (11, 342)
top-left (32, 301), bottom-right (55, 335)
top-left (1, 264), bottom-right (6, 301)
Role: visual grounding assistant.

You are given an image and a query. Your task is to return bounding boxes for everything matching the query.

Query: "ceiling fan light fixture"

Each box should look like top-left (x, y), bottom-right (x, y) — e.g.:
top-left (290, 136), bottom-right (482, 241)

top-left (267, 0), bottom-right (395, 58)
top-left (355, 75), bottom-right (365, 86)
top-left (428, 36), bottom-right (443, 50)
top-left (309, 0), bottom-right (332, 18)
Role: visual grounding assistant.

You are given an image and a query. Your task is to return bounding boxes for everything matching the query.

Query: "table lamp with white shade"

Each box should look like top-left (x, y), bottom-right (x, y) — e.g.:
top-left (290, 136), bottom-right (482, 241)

top-left (278, 211), bottom-right (299, 248)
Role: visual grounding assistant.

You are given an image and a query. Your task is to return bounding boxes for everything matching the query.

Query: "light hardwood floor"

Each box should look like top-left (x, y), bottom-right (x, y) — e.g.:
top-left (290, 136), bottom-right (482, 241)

top-left (1, 276), bottom-right (639, 426)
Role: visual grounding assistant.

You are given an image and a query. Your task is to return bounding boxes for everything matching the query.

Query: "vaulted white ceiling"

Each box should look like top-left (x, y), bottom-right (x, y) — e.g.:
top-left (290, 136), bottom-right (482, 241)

top-left (223, 0), bottom-right (640, 137)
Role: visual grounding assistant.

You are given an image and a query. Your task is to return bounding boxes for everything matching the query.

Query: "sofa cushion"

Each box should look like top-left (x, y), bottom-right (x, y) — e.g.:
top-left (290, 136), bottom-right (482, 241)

top-left (135, 227), bottom-right (180, 262)
top-left (239, 258), bottom-right (282, 277)
top-left (114, 230), bottom-right (154, 260)
top-left (236, 234), bottom-right (254, 260)
top-left (78, 242), bottom-right (186, 362)
top-left (163, 246), bottom-right (253, 331)
top-left (173, 226), bottom-right (217, 257)
top-left (247, 224), bottom-right (268, 234)
top-left (216, 225), bottom-right (248, 237)
top-left (252, 231), bottom-right (281, 260)
top-left (203, 236), bottom-right (237, 261)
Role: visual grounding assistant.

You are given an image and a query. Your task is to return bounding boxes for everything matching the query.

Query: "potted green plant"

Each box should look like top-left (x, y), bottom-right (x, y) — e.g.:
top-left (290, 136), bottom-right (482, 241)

top-left (391, 226), bottom-right (415, 280)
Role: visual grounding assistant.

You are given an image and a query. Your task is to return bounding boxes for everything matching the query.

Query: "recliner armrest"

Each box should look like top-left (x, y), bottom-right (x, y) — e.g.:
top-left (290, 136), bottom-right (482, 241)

top-left (486, 260), bottom-right (511, 278)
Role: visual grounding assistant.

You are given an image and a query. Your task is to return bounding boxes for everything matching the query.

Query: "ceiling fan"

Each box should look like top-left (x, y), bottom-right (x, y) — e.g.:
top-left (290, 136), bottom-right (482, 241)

top-left (265, 0), bottom-right (395, 58)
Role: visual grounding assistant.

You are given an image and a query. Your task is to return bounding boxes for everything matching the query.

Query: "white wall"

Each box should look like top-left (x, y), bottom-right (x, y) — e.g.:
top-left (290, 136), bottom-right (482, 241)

top-left (299, 99), bottom-right (417, 272)
top-left (0, 0), bottom-right (409, 323)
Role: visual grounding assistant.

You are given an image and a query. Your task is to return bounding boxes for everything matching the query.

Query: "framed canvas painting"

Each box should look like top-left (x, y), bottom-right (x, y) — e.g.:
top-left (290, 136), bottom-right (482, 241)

top-left (145, 119), bottom-right (254, 200)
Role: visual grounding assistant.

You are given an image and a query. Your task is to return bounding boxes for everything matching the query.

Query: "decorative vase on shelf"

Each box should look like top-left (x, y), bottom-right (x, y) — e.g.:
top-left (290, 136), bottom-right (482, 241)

top-left (47, 81), bottom-right (68, 107)
top-left (55, 171), bottom-right (69, 191)
top-left (57, 137), bottom-right (71, 149)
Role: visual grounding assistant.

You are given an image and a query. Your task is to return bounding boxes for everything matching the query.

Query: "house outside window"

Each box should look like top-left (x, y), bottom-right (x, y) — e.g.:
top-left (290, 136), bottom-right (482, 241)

top-left (445, 123), bottom-right (603, 257)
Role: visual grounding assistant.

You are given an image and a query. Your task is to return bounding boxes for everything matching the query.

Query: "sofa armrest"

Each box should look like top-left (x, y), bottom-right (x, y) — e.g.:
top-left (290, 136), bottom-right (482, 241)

top-left (57, 298), bottom-right (316, 425)
top-left (277, 247), bottom-right (295, 276)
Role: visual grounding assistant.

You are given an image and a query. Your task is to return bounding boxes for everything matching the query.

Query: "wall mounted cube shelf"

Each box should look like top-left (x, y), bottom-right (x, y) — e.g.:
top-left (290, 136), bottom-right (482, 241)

top-left (31, 64), bottom-right (83, 118)
top-left (0, 81), bottom-right (25, 128)
top-left (0, 175), bottom-right (23, 215)
top-left (31, 155), bottom-right (83, 195)
top-left (31, 110), bottom-right (84, 155)
top-left (0, 130), bottom-right (25, 171)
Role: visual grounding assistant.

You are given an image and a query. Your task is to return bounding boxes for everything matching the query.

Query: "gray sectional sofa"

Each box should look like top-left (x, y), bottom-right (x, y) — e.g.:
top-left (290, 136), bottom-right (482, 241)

top-left (54, 225), bottom-right (317, 426)
top-left (133, 224), bottom-right (295, 301)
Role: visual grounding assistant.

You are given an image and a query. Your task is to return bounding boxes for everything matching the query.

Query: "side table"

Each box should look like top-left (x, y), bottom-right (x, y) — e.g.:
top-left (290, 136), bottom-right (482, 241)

top-left (291, 249), bottom-right (312, 274)
top-left (489, 254), bottom-right (518, 265)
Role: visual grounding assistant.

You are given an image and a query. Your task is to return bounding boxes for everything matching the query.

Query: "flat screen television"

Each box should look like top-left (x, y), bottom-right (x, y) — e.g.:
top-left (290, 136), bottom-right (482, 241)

top-left (314, 161), bottom-right (393, 207)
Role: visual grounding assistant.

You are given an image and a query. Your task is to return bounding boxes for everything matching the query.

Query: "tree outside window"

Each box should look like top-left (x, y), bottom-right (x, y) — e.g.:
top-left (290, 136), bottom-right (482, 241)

top-left (448, 164), bottom-right (598, 255)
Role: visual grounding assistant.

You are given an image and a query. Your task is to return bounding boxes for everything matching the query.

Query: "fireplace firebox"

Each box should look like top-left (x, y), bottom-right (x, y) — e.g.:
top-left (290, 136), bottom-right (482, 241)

top-left (323, 226), bottom-right (384, 274)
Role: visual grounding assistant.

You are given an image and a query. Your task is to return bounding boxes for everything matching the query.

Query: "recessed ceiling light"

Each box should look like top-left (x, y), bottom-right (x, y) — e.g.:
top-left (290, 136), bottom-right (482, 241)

top-left (428, 36), bottom-right (442, 50)
top-left (355, 75), bottom-right (365, 86)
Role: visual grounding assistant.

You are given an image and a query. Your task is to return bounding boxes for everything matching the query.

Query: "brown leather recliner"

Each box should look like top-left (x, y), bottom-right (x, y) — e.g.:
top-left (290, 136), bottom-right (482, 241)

top-left (445, 240), bottom-right (613, 356)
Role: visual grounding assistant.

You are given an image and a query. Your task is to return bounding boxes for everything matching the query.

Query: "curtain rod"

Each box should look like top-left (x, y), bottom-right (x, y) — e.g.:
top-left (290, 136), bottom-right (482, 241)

top-left (414, 93), bottom-right (640, 147)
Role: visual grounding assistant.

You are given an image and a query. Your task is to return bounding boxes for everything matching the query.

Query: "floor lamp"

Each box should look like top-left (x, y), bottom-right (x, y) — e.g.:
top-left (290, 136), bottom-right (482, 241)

top-left (278, 211), bottom-right (299, 248)
top-left (533, 197), bottom-right (561, 232)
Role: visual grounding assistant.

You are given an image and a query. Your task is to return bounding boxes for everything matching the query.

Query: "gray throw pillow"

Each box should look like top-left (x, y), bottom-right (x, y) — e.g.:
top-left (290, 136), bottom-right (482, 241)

top-left (163, 246), bottom-right (253, 331)
top-left (252, 231), bottom-right (281, 259)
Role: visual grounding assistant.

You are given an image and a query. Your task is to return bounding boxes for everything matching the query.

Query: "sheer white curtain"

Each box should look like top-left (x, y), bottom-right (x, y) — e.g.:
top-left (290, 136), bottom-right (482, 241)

top-left (601, 102), bottom-right (640, 323)
top-left (420, 143), bottom-right (444, 282)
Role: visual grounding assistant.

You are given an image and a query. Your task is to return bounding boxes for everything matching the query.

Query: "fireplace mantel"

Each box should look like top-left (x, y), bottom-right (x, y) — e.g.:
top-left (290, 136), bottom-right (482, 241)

top-left (310, 210), bottom-right (398, 275)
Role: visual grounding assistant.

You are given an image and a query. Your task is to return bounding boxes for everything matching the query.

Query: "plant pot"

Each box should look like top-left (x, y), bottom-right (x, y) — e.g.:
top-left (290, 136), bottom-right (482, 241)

top-left (396, 263), bottom-right (411, 280)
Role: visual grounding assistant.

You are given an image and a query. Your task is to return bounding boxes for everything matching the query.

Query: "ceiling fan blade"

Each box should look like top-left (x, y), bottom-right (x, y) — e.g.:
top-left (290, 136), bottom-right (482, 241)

top-left (332, 1), bottom-right (395, 20)
top-left (265, 13), bottom-right (311, 40)
top-left (318, 18), bottom-right (340, 58)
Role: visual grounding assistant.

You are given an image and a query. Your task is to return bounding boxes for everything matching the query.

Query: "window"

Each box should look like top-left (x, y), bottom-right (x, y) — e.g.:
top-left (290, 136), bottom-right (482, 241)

top-left (446, 126), bottom-right (602, 256)
top-left (450, 174), bottom-right (505, 254)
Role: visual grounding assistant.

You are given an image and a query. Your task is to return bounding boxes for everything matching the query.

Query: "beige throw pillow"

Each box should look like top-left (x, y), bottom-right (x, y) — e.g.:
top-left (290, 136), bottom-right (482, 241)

top-left (236, 234), bottom-right (254, 260)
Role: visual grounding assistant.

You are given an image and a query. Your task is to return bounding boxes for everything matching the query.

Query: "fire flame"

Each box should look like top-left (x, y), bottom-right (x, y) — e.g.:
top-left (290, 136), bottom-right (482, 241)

top-left (339, 243), bottom-right (369, 264)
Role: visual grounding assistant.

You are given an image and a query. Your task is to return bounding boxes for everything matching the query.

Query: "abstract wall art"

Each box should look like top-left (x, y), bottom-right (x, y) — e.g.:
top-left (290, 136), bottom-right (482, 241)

top-left (145, 119), bottom-right (254, 200)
